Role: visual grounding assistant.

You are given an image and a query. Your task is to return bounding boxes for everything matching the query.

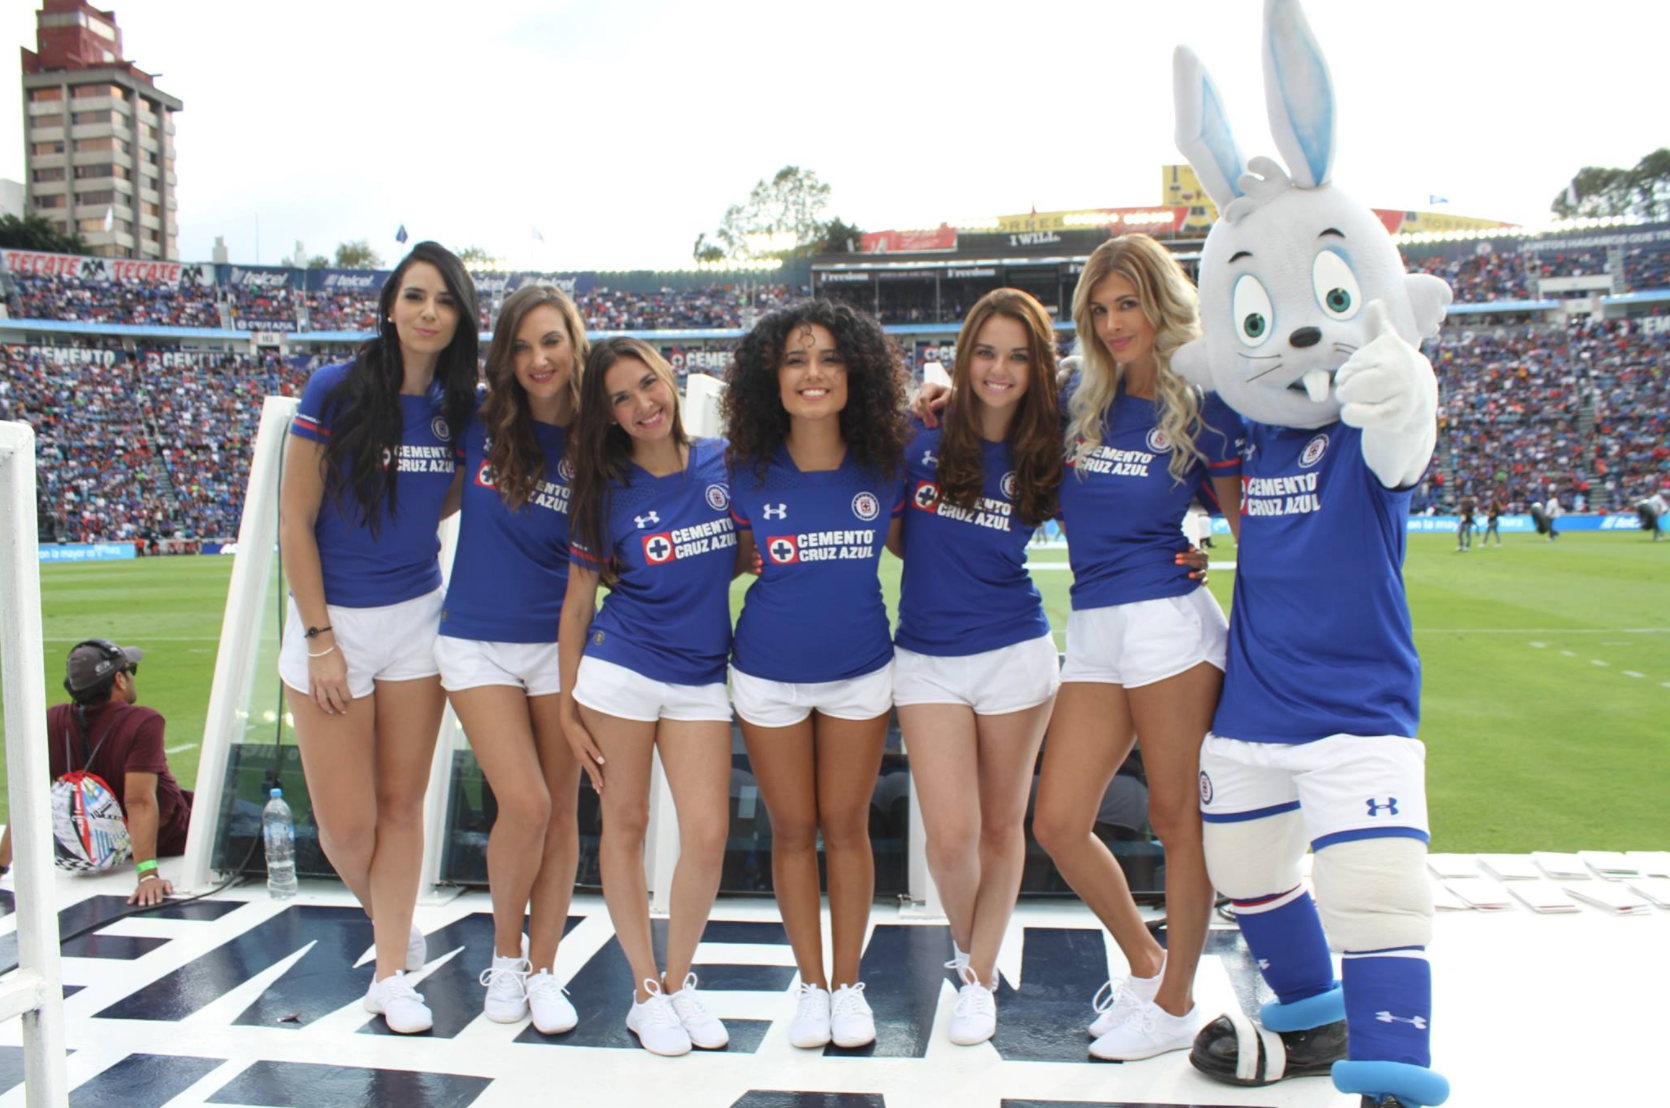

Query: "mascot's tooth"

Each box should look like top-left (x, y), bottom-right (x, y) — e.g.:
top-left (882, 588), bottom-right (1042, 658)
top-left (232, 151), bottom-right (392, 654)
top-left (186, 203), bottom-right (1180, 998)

top-left (1302, 369), bottom-right (1332, 403)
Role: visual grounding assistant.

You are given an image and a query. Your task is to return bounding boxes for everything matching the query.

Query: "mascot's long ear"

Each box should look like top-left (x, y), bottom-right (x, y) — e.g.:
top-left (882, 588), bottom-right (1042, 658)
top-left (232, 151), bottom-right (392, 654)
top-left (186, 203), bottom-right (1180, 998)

top-left (1174, 45), bottom-right (1245, 213)
top-left (1405, 273), bottom-right (1453, 340)
top-left (1262, 0), bottom-right (1335, 189)
top-left (1171, 338), bottom-right (1213, 390)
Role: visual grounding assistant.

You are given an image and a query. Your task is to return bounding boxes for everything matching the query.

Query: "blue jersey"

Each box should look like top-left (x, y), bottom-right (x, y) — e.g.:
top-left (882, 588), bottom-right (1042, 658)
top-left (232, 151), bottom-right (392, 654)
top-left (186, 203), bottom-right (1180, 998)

top-left (1057, 382), bottom-right (1243, 609)
top-left (729, 447), bottom-right (907, 682)
top-left (289, 361), bottom-right (457, 608)
top-left (571, 438), bottom-right (737, 685)
top-left (1213, 421), bottom-right (1421, 744)
top-left (440, 413), bottom-right (572, 643)
top-left (895, 421), bottom-right (1050, 656)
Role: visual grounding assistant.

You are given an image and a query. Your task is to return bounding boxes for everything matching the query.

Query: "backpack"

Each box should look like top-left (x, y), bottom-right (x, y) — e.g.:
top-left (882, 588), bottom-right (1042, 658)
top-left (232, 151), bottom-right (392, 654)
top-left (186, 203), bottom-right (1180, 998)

top-left (50, 707), bottom-right (132, 873)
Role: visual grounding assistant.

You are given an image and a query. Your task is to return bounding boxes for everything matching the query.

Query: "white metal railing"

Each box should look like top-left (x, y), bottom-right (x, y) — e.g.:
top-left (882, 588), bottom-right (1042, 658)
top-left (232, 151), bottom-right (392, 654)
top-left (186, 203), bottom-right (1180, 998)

top-left (0, 420), bottom-right (71, 1107)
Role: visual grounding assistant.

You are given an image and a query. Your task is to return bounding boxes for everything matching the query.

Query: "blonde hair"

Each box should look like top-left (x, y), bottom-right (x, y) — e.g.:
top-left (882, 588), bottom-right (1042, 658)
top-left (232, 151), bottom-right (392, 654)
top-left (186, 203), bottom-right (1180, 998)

top-left (1066, 234), bottom-right (1206, 484)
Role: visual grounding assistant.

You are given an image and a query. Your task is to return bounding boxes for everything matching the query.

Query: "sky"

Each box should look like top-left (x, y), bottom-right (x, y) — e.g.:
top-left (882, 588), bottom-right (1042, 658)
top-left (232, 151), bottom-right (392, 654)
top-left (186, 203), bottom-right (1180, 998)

top-left (4, 0), bottom-right (1668, 271)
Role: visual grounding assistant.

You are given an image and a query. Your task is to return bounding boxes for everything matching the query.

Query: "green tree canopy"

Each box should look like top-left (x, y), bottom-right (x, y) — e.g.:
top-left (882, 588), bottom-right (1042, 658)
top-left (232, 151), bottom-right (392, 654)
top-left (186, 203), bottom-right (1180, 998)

top-left (333, 240), bottom-right (383, 269)
top-left (1551, 148), bottom-right (1670, 221)
top-left (0, 213), bottom-right (89, 254)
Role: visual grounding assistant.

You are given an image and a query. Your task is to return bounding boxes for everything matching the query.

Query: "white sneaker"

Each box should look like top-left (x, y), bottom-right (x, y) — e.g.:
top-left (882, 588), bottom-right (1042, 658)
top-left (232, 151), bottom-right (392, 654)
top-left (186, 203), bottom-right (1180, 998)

top-left (363, 971), bottom-right (433, 1034)
top-left (1088, 998), bottom-right (1206, 1061)
top-left (1088, 957), bottom-right (1164, 1038)
top-left (948, 965), bottom-right (997, 1046)
top-left (478, 935), bottom-right (531, 1024)
top-left (944, 945), bottom-right (970, 974)
top-left (829, 982), bottom-right (875, 1048)
top-left (625, 979), bottom-right (691, 1056)
top-left (788, 982), bottom-right (832, 1049)
top-left (667, 972), bottom-right (729, 1049)
top-left (526, 969), bottom-right (578, 1034)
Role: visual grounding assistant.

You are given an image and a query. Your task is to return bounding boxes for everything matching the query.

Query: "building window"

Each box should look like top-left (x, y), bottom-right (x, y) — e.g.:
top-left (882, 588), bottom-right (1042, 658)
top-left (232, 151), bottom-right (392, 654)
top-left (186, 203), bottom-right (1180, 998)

top-left (73, 164), bottom-right (113, 179)
top-left (31, 141), bottom-right (65, 155)
top-left (31, 113), bottom-right (65, 128)
top-left (74, 137), bottom-right (128, 154)
top-left (142, 200), bottom-right (160, 217)
top-left (72, 110), bottom-right (114, 125)
top-left (72, 84), bottom-right (124, 100)
top-left (142, 175), bottom-right (156, 190)
top-left (32, 167), bottom-right (67, 182)
top-left (81, 190), bottom-right (117, 206)
top-left (29, 88), bottom-right (64, 102)
top-left (37, 195), bottom-right (67, 209)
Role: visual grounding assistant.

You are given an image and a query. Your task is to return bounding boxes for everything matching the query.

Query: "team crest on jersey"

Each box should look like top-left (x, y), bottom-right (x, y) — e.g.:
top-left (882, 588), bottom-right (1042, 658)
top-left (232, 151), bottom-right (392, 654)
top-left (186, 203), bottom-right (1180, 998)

top-left (1199, 771), bottom-right (1214, 806)
top-left (705, 483), bottom-right (730, 511)
top-left (431, 417), bottom-right (450, 442)
top-left (558, 455), bottom-right (577, 483)
top-left (1000, 471), bottom-right (1019, 500)
top-left (765, 535), bottom-right (800, 565)
top-left (852, 491), bottom-right (881, 521)
top-left (1146, 428), bottom-right (1171, 453)
top-left (475, 461), bottom-right (497, 489)
top-left (1299, 433), bottom-right (1330, 468)
top-left (912, 482), bottom-right (940, 512)
top-left (642, 532), bottom-right (676, 564)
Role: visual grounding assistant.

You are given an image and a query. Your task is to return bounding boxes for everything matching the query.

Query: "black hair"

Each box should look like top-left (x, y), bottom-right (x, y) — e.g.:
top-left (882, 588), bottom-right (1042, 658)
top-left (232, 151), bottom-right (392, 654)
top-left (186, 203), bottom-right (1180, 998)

top-left (318, 241), bottom-right (480, 535)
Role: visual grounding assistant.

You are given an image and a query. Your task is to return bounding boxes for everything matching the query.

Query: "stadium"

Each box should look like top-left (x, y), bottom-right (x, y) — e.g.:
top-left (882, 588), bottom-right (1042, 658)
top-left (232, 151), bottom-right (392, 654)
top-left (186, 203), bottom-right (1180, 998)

top-left (0, 2), bottom-right (1667, 1107)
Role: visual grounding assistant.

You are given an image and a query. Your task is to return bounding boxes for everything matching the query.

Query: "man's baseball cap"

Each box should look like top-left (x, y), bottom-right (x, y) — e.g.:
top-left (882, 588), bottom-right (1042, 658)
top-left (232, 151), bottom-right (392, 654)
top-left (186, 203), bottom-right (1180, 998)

top-left (65, 640), bottom-right (143, 693)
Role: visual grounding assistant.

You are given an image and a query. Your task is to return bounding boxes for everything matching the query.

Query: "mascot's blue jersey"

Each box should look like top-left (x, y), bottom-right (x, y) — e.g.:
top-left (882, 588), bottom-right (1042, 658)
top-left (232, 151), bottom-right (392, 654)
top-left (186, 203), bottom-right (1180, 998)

top-left (290, 361), bottom-right (456, 608)
top-left (440, 413), bottom-right (571, 644)
top-left (894, 420), bottom-right (1050, 656)
top-left (570, 438), bottom-right (737, 685)
top-left (1213, 420), bottom-right (1421, 744)
top-left (1057, 380), bottom-right (1243, 610)
top-left (729, 447), bottom-right (906, 682)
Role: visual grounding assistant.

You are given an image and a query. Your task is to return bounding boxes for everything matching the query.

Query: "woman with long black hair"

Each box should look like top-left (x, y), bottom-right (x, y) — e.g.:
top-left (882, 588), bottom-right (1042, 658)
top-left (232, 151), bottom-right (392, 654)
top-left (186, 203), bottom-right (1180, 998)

top-left (277, 241), bottom-right (478, 1034)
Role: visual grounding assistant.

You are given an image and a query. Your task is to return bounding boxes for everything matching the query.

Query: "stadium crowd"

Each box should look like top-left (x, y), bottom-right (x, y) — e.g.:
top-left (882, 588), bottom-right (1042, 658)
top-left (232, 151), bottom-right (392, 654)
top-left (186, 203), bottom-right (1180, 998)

top-left (7, 271), bottom-right (221, 328)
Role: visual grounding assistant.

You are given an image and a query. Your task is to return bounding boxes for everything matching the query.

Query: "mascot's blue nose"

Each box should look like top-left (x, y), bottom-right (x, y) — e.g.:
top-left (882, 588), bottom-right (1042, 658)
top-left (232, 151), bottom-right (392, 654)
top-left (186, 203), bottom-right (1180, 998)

top-left (1289, 327), bottom-right (1321, 348)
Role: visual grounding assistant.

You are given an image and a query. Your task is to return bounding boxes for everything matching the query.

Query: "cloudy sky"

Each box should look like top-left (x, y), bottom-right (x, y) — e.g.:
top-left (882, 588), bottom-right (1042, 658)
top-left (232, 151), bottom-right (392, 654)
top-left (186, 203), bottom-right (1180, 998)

top-left (4, 0), bottom-right (1667, 270)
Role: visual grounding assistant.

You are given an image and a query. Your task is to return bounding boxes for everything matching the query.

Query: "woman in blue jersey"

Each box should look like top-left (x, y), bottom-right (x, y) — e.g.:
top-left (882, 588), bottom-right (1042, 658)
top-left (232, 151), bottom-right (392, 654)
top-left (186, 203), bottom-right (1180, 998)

top-left (1030, 234), bottom-right (1243, 1060)
top-left (721, 299), bottom-right (911, 1051)
top-left (891, 288), bottom-right (1065, 1046)
top-left (557, 337), bottom-right (742, 1057)
top-left (436, 285), bottom-right (585, 1034)
top-left (277, 241), bottom-right (478, 1034)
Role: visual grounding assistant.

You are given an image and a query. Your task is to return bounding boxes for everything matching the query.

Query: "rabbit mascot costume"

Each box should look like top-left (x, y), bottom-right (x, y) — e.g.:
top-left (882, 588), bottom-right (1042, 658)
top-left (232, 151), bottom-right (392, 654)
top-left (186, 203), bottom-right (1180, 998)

top-left (1169, 2), bottom-right (1451, 1106)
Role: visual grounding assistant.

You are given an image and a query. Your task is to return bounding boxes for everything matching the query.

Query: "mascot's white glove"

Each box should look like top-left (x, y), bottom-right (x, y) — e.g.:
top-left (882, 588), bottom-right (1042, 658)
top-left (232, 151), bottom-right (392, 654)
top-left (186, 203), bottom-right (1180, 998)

top-left (1335, 300), bottom-right (1438, 489)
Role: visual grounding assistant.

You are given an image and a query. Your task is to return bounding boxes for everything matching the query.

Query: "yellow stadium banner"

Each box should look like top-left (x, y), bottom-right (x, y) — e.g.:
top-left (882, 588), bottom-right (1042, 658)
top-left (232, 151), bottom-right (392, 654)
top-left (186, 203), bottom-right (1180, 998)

top-left (1161, 165), bottom-right (1219, 230)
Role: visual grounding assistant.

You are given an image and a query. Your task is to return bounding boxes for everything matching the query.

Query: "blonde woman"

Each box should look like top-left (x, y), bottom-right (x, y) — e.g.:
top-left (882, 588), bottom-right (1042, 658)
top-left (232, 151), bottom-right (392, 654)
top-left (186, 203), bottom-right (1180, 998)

top-left (1029, 234), bottom-right (1244, 1060)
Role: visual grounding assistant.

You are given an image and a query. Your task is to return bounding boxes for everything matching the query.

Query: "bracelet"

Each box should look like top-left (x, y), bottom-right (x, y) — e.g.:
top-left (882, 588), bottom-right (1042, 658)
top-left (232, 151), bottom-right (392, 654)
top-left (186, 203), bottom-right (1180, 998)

top-left (135, 859), bottom-right (158, 874)
top-left (304, 624), bottom-right (333, 639)
top-left (307, 644), bottom-right (337, 659)
top-left (138, 872), bottom-right (161, 883)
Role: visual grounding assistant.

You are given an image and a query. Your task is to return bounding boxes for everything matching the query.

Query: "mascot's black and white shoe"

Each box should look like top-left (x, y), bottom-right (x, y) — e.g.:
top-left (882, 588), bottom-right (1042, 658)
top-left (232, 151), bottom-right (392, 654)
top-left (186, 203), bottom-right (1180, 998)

top-left (1188, 1010), bottom-right (1347, 1086)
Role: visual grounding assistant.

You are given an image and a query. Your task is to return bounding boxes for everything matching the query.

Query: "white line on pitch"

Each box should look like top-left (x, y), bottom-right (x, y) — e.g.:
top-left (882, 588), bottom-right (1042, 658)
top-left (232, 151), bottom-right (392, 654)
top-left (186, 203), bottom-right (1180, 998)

top-left (1623, 671), bottom-right (1645, 679)
top-left (164, 743), bottom-right (198, 754)
top-left (1591, 660), bottom-right (1609, 667)
top-left (1560, 650), bottom-right (1577, 657)
top-left (1529, 642), bottom-right (1547, 648)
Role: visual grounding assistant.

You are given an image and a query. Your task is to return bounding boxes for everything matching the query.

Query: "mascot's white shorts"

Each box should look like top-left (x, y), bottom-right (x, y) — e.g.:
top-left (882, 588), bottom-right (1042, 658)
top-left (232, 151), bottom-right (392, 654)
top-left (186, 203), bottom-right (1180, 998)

top-left (1198, 733), bottom-right (1429, 849)
top-left (1060, 588), bottom-right (1228, 688)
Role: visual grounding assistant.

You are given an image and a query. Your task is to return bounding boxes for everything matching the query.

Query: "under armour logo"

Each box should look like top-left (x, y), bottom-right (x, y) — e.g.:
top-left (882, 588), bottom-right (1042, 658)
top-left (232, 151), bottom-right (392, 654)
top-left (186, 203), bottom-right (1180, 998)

top-left (922, 450), bottom-right (938, 468)
top-left (762, 503), bottom-right (788, 520)
top-left (634, 512), bottom-right (660, 529)
top-left (1375, 1011), bottom-right (1428, 1029)
top-left (1365, 797), bottom-right (1399, 817)
top-left (1257, 958), bottom-right (1270, 971)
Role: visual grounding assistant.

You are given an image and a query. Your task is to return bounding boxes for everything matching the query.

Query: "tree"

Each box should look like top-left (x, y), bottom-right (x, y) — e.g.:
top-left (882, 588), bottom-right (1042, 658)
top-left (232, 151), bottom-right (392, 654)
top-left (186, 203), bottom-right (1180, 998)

top-left (0, 213), bottom-right (88, 254)
top-left (692, 232), bottom-right (724, 263)
top-left (812, 216), bottom-right (863, 255)
top-left (454, 245), bottom-right (495, 267)
top-left (334, 240), bottom-right (383, 269)
top-left (306, 254), bottom-right (330, 269)
top-left (1550, 148), bottom-right (1670, 221)
top-left (706, 166), bottom-right (834, 259)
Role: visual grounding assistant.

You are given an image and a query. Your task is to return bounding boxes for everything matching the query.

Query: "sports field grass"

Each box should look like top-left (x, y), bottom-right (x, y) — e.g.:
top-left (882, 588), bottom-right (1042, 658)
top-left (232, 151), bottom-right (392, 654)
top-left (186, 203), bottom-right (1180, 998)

top-left (2, 531), bottom-right (1665, 851)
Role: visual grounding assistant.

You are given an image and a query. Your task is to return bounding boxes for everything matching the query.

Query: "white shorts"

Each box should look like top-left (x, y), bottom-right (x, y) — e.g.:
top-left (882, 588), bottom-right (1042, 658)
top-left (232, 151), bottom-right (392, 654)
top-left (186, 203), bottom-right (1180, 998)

top-left (893, 634), bottom-right (1060, 715)
top-left (573, 655), bottom-right (731, 723)
top-left (279, 588), bottom-right (443, 700)
top-left (434, 636), bottom-right (561, 697)
top-left (729, 662), bottom-right (894, 728)
top-left (1059, 588), bottom-right (1227, 688)
top-left (1198, 733), bottom-right (1430, 850)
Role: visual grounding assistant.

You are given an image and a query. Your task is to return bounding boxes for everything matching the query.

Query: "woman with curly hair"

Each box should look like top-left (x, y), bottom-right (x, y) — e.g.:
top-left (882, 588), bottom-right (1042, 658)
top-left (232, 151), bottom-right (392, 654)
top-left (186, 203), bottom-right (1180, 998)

top-left (891, 288), bottom-right (1064, 1046)
top-left (721, 299), bottom-right (911, 1050)
top-left (435, 284), bottom-right (585, 1034)
top-left (557, 338), bottom-right (743, 1057)
top-left (278, 241), bottom-right (478, 1034)
top-left (1030, 234), bottom-right (1244, 1061)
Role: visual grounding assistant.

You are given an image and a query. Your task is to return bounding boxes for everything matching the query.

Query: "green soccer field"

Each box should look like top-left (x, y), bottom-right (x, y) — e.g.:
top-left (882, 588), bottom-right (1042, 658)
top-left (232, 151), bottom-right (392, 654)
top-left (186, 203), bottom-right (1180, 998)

top-left (2, 532), bottom-right (1665, 851)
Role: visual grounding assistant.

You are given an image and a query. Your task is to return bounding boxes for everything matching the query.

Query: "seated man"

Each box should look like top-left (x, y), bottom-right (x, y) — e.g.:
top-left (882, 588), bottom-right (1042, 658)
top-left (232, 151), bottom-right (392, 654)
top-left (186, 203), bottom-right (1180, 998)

top-left (0, 639), bottom-right (192, 906)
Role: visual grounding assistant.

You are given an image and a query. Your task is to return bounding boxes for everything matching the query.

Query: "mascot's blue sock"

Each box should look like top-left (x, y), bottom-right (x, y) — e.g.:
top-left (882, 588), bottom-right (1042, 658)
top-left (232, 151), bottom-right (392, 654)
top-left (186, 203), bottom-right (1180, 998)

top-left (1332, 949), bottom-right (1449, 1106)
top-left (1233, 886), bottom-right (1336, 1006)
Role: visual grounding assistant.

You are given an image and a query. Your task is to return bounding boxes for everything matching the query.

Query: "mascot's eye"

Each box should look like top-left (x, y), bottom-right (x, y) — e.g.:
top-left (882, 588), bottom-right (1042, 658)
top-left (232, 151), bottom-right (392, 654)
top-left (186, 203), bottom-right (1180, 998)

top-left (1312, 251), bottom-right (1361, 320)
top-left (1232, 274), bottom-right (1274, 348)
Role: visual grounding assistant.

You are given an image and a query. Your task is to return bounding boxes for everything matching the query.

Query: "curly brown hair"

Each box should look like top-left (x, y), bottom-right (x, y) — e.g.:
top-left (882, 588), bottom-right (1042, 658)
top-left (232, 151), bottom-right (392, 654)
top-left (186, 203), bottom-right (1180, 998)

top-left (938, 288), bottom-right (1063, 527)
top-left (480, 285), bottom-right (588, 511)
top-left (722, 298), bottom-right (910, 481)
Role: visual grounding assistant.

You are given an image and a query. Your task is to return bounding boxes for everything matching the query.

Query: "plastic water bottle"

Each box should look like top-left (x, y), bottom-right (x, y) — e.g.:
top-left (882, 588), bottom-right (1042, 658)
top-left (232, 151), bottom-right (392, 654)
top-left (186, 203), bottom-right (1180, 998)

top-left (262, 787), bottom-right (298, 900)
